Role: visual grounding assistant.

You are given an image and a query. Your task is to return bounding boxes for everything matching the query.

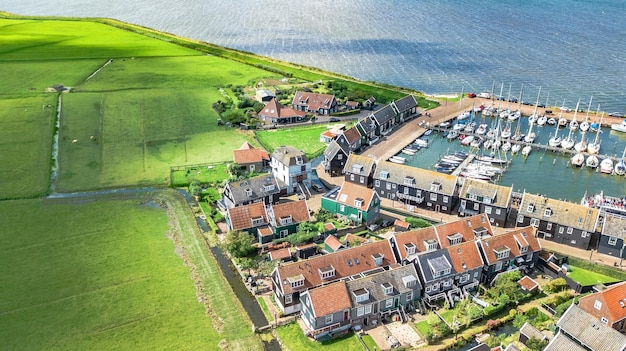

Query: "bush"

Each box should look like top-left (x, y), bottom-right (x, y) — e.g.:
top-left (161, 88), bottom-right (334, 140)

top-left (405, 216), bottom-right (432, 228)
top-left (543, 277), bottom-right (567, 293)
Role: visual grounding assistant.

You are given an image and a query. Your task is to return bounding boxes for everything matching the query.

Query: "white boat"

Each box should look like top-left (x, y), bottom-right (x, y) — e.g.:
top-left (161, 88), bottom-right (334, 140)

top-left (558, 117), bottom-right (568, 128)
top-left (561, 136), bottom-right (575, 150)
top-left (511, 143), bottom-right (522, 153)
top-left (424, 129), bottom-right (433, 136)
top-left (461, 135), bottom-right (475, 146)
top-left (402, 148), bottom-right (417, 155)
top-left (528, 114), bottom-right (538, 124)
top-left (587, 109), bottom-right (603, 154)
top-left (579, 121), bottom-right (589, 132)
top-left (458, 111), bottom-right (471, 120)
top-left (524, 86), bottom-right (540, 143)
top-left (571, 153), bottom-right (585, 167)
top-left (464, 121), bottom-right (477, 133)
top-left (492, 139), bottom-right (502, 150)
top-left (447, 130), bottom-right (459, 139)
top-left (586, 155), bottom-right (599, 168)
top-left (548, 128), bottom-right (562, 147)
top-left (537, 115), bottom-right (547, 126)
top-left (508, 110), bottom-right (521, 121)
top-left (501, 121), bottom-right (512, 139)
top-left (569, 99), bottom-right (581, 131)
top-left (453, 121), bottom-right (467, 131)
top-left (574, 139), bottom-right (588, 152)
top-left (611, 120), bottom-right (626, 133)
top-left (415, 139), bottom-right (429, 147)
top-left (547, 117), bottom-right (557, 125)
top-left (483, 139), bottom-right (493, 150)
top-left (600, 158), bottom-right (614, 174)
top-left (614, 148), bottom-right (626, 176)
top-left (439, 121), bottom-right (451, 128)
top-left (501, 142), bottom-right (511, 152)
top-left (460, 171), bottom-right (491, 181)
top-left (476, 155), bottom-right (508, 164)
top-left (389, 156), bottom-right (406, 164)
top-left (470, 137), bottom-right (483, 148)
top-left (522, 145), bottom-right (532, 156)
top-left (475, 124), bottom-right (488, 135)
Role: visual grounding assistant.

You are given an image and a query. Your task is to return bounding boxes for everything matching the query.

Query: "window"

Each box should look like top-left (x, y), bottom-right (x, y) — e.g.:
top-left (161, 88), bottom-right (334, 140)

top-left (443, 196), bottom-right (449, 203)
top-left (325, 315), bottom-right (333, 325)
top-left (245, 188), bottom-right (253, 196)
top-left (354, 198), bottom-right (363, 207)
top-left (404, 243), bottom-right (416, 255)
top-left (280, 229), bottom-right (289, 238)
top-left (279, 216), bottom-right (292, 225)
top-left (406, 291), bottom-right (413, 301)
top-left (354, 289), bottom-right (369, 303)
top-left (357, 306), bottom-right (365, 316)
top-left (337, 153), bottom-right (343, 160)
top-left (264, 184), bottom-right (275, 192)
top-left (379, 171), bottom-right (389, 179)
top-left (530, 218), bottom-right (540, 228)
top-left (443, 280), bottom-right (451, 287)
top-left (543, 208), bottom-right (552, 217)
top-left (375, 180), bottom-right (380, 187)
top-left (581, 231), bottom-right (588, 238)
top-left (365, 304), bottom-right (372, 314)
top-left (404, 176), bottom-right (415, 185)
top-left (460, 199), bottom-right (466, 208)
top-left (352, 164), bottom-right (363, 173)
top-left (558, 227), bottom-right (564, 234)
top-left (432, 282), bottom-right (440, 291)
top-left (386, 183), bottom-right (391, 190)
top-left (601, 317), bottom-right (609, 324)
top-left (301, 165), bottom-right (306, 172)
top-left (546, 222), bottom-right (552, 230)
top-left (519, 245), bottom-right (528, 254)
top-left (350, 174), bottom-right (355, 181)
top-left (251, 217), bottom-right (264, 226)
top-left (495, 261), bottom-right (503, 271)
top-left (392, 184), bottom-right (396, 189)
top-left (474, 202), bottom-right (480, 210)
top-left (385, 299), bottom-right (393, 308)
top-left (430, 193), bottom-right (437, 201)
top-left (460, 274), bottom-right (469, 284)
top-left (517, 215), bottom-right (524, 223)
top-left (495, 248), bottom-right (510, 260)
top-left (430, 182), bottom-right (441, 192)
top-left (526, 204), bottom-right (534, 213)
top-left (567, 227), bottom-right (573, 234)
top-left (290, 277), bottom-right (304, 289)
top-left (594, 300), bottom-right (602, 310)
top-left (485, 206), bottom-right (492, 214)
top-left (319, 266), bottom-right (335, 280)
top-left (372, 253), bottom-right (384, 266)
top-left (474, 271), bottom-right (480, 278)
top-left (381, 282), bottom-right (393, 295)
top-left (404, 186), bottom-right (410, 195)
top-left (360, 176), bottom-right (365, 183)
top-left (608, 236), bottom-right (618, 246)
top-left (495, 208), bottom-right (501, 215)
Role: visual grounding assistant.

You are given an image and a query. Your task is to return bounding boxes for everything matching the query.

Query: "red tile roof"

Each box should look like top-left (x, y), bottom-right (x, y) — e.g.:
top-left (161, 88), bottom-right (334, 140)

top-left (233, 147), bottom-right (270, 165)
top-left (269, 248), bottom-right (292, 261)
top-left (578, 281), bottom-right (626, 326)
top-left (292, 91), bottom-right (336, 113)
top-left (259, 97), bottom-right (306, 120)
top-left (345, 233), bottom-right (369, 245)
top-left (227, 202), bottom-right (268, 231)
top-left (342, 127), bottom-right (361, 144)
top-left (394, 219), bottom-right (410, 230)
top-left (447, 241), bottom-right (484, 272)
top-left (307, 281), bottom-right (351, 317)
top-left (393, 226), bottom-right (439, 259)
top-left (478, 227), bottom-right (541, 265)
top-left (270, 200), bottom-right (311, 225)
top-left (275, 239), bottom-right (397, 295)
top-left (258, 226), bottom-right (274, 237)
top-left (324, 235), bottom-right (343, 251)
top-left (323, 222), bottom-right (336, 232)
top-left (435, 213), bottom-right (493, 248)
top-left (518, 276), bottom-right (539, 292)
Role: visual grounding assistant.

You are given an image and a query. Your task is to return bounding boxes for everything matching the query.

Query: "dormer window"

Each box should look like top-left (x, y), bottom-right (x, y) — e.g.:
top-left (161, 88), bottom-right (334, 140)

top-left (279, 215), bottom-right (292, 226)
top-left (428, 256), bottom-right (452, 278)
top-left (447, 233), bottom-right (463, 246)
top-left (473, 227), bottom-right (488, 239)
top-left (295, 156), bottom-right (303, 165)
top-left (354, 198), bottom-right (364, 208)
top-left (372, 253), bottom-right (383, 266)
top-left (494, 247), bottom-right (510, 260)
top-left (263, 184), bottom-right (275, 192)
top-left (319, 265), bottom-right (335, 280)
top-left (379, 171), bottom-right (390, 179)
top-left (353, 288), bottom-right (369, 303)
top-left (430, 182), bottom-right (442, 192)
top-left (404, 242), bottom-right (416, 256)
top-left (519, 245), bottom-right (528, 254)
top-left (402, 275), bottom-right (417, 288)
top-left (245, 188), bottom-right (253, 197)
top-left (543, 208), bottom-right (552, 217)
top-left (404, 176), bottom-right (416, 185)
top-left (288, 274), bottom-right (305, 289)
top-left (381, 282), bottom-right (393, 295)
top-left (526, 203), bottom-right (535, 213)
top-left (251, 216), bottom-right (264, 226)
top-left (424, 239), bottom-right (438, 252)
top-left (352, 164), bottom-right (364, 173)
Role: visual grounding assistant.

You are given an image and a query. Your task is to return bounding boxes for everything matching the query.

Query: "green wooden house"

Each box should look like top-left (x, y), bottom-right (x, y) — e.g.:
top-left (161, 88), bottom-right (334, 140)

top-left (321, 182), bottom-right (380, 225)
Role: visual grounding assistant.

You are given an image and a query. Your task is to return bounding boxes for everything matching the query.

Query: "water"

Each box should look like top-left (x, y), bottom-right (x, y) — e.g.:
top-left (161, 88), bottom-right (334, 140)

top-left (2, 0), bottom-right (625, 113)
top-left (403, 113), bottom-right (626, 200)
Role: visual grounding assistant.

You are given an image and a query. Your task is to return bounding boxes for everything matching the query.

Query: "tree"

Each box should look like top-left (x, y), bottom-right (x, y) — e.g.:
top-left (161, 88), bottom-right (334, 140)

top-left (224, 231), bottom-right (256, 258)
top-left (544, 277), bottom-right (567, 293)
top-left (512, 312), bottom-right (529, 328)
top-left (189, 180), bottom-right (202, 200)
top-left (404, 216), bottom-right (432, 228)
top-left (526, 337), bottom-right (548, 351)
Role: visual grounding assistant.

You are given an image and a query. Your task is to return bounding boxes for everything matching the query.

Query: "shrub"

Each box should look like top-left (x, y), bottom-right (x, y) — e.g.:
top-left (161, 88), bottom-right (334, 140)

top-left (543, 277), bottom-right (567, 293)
top-left (404, 216), bottom-right (432, 228)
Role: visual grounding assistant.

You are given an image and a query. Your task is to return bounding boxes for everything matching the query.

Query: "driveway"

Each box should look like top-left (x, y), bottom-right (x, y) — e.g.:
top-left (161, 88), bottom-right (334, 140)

top-left (365, 321), bottom-right (424, 350)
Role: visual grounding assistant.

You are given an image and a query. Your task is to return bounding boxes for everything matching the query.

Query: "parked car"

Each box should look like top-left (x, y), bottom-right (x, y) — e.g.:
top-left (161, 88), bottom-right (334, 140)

top-left (367, 224), bottom-right (379, 232)
top-left (311, 182), bottom-right (324, 192)
top-left (477, 92), bottom-right (491, 99)
top-left (508, 97), bottom-right (518, 103)
top-left (381, 219), bottom-right (393, 228)
top-left (467, 92), bottom-right (476, 98)
top-left (609, 112), bottom-right (624, 117)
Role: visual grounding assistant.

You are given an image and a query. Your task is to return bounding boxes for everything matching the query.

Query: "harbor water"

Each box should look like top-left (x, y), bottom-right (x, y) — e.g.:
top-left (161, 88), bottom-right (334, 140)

top-left (402, 111), bottom-right (626, 201)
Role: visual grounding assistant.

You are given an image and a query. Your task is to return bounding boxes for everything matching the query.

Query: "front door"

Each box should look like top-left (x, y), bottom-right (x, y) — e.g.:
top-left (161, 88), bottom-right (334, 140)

top-left (435, 204), bottom-right (441, 212)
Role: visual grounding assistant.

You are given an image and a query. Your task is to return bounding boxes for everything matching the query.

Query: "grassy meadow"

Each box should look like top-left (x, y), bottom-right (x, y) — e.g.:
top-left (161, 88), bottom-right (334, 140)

top-left (256, 124), bottom-right (330, 159)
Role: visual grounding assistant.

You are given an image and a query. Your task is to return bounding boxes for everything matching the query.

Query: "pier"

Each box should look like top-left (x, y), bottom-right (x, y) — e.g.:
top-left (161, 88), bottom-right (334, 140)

top-left (451, 154), bottom-right (475, 176)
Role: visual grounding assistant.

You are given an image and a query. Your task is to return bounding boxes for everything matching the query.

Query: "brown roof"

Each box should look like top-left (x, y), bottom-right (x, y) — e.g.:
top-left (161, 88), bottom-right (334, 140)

top-left (306, 281), bottom-right (351, 317)
top-left (324, 235), bottom-right (343, 251)
top-left (238, 142), bottom-right (254, 150)
top-left (539, 250), bottom-right (556, 262)
top-left (479, 227), bottom-right (541, 265)
top-left (323, 222), bottom-right (336, 232)
top-left (227, 202), bottom-right (268, 231)
top-left (435, 213), bottom-right (494, 248)
top-left (233, 145), bottom-right (269, 165)
top-left (335, 181), bottom-right (377, 210)
top-left (269, 248), bottom-right (292, 261)
top-left (342, 126), bottom-right (361, 144)
top-left (270, 200), bottom-right (311, 226)
top-left (275, 239), bottom-right (397, 295)
top-left (292, 91), bottom-right (336, 112)
top-left (258, 226), bottom-right (274, 237)
top-left (394, 219), bottom-right (410, 230)
top-left (259, 97), bottom-right (306, 120)
top-left (345, 233), bottom-right (369, 245)
top-left (447, 241), bottom-right (484, 272)
top-left (518, 276), bottom-right (539, 291)
top-left (578, 281), bottom-right (626, 325)
top-left (393, 226), bottom-right (439, 259)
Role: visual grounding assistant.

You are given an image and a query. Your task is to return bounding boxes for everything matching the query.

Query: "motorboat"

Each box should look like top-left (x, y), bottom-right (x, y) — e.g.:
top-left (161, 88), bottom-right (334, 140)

top-left (522, 145), bottom-right (532, 156)
top-left (511, 143), bottom-right (522, 154)
top-left (415, 138), bottom-right (429, 148)
top-left (571, 153), bottom-right (585, 167)
top-left (590, 122), bottom-right (600, 132)
top-left (475, 124), bottom-right (488, 135)
top-left (453, 121), bottom-right (467, 131)
top-left (470, 137), bottom-right (483, 148)
top-left (600, 158), bottom-right (614, 174)
top-left (537, 115), bottom-right (547, 126)
top-left (447, 130), bottom-right (459, 139)
top-left (547, 117), bottom-right (557, 125)
top-left (586, 155), bottom-right (599, 168)
top-left (461, 135), bottom-right (475, 146)
top-left (611, 120), bottom-right (626, 133)
top-left (459, 171), bottom-right (491, 181)
top-left (457, 111), bottom-right (471, 120)
top-left (389, 156), bottom-right (406, 164)
top-left (464, 121), bottom-right (477, 133)
top-left (476, 155), bottom-right (508, 164)
top-left (424, 129), bottom-right (433, 136)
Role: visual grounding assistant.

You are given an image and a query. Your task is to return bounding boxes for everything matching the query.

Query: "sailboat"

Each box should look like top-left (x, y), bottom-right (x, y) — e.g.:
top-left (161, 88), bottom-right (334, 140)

top-left (548, 110), bottom-right (563, 147)
top-left (615, 148), bottom-right (626, 176)
top-left (586, 154), bottom-right (599, 168)
top-left (522, 145), bottom-right (532, 156)
top-left (508, 84), bottom-right (524, 121)
top-left (569, 98), bottom-right (581, 130)
top-left (561, 100), bottom-right (580, 149)
top-left (558, 100), bottom-right (568, 127)
top-left (536, 115), bottom-right (547, 126)
top-left (502, 141), bottom-right (512, 152)
top-left (579, 96), bottom-right (593, 132)
top-left (571, 153), bottom-right (585, 167)
top-left (511, 143), bottom-right (522, 154)
top-left (501, 119), bottom-right (512, 139)
top-left (587, 109), bottom-right (603, 154)
top-left (600, 158), bottom-right (614, 174)
top-left (524, 87), bottom-right (541, 143)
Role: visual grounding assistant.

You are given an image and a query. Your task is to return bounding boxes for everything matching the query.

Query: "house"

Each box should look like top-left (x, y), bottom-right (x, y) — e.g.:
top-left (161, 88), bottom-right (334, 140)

top-left (258, 97), bottom-right (306, 125)
top-left (345, 100), bottom-right (360, 110)
top-left (476, 227), bottom-right (541, 285)
top-left (319, 129), bottom-right (339, 144)
top-left (370, 104), bottom-right (399, 136)
top-left (517, 276), bottom-right (539, 293)
top-left (355, 116), bottom-right (378, 146)
top-left (226, 202), bottom-right (269, 234)
top-left (222, 173), bottom-right (281, 209)
top-left (394, 219), bottom-right (410, 232)
top-left (391, 95), bottom-right (420, 123)
top-left (578, 281), bottom-right (626, 333)
top-left (597, 213), bottom-right (626, 259)
top-left (458, 179), bottom-right (513, 227)
top-left (324, 235), bottom-right (343, 253)
top-left (517, 192), bottom-right (600, 250)
top-left (392, 226), bottom-right (441, 264)
top-left (415, 248), bottom-right (458, 306)
top-left (271, 146), bottom-right (311, 196)
top-left (373, 160), bottom-right (458, 214)
top-left (344, 264), bottom-right (421, 328)
top-left (292, 91), bottom-right (337, 115)
top-left (434, 213), bottom-right (494, 248)
top-left (335, 126), bottom-right (362, 153)
top-left (445, 241), bottom-right (485, 296)
top-left (269, 247), bottom-right (293, 262)
top-left (321, 182), bottom-right (381, 225)
top-left (519, 322), bottom-right (548, 346)
top-left (321, 140), bottom-right (348, 177)
top-left (233, 142), bottom-right (270, 173)
top-left (271, 239), bottom-right (398, 315)
top-left (296, 243), bottom-right (318, 260)
top-left (343, 153), bottom-right (376, 187)
top-left (545, 304), bottom-right (626, 351)
top-left (363, 96), bottom-right (376, 110)
top-left (256, 89), bottom-right (276, 102)
top-left (299, 281), bottom-right (353, 339)
top-left (299, 264), bottom-right (421, 339)
top-left (266, 200), bottom-right (311, 242)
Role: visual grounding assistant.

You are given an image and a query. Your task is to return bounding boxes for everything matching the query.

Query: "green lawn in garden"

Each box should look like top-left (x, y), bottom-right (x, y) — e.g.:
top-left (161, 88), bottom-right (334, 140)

top-left (567, 265), bottom-right (619, 286)
top-left (361, 334), bottom-right (378, 350)
top-left (257, 297), bottom-right (274, 322)
top-left (0, 194), bottom-right (261, 351)
top-left (0, 95), bottom-right (56, 199)
top-left (416, 320), bottom-right (433, 336)
top-left (275, 323), bottom-right (363, 351)
top-left (256, 124), bottom-right (329, 159)
top-left (170, 163), bottom-right (231, 187)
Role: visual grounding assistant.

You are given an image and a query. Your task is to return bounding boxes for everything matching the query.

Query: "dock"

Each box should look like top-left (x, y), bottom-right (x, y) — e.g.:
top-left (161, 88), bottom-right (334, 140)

top-left (451, 154), bottom-right (476, 176)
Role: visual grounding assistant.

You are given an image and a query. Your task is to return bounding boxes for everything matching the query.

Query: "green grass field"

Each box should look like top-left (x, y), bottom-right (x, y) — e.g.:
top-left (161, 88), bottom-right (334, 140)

top-left (0, 193), bottom-right (261, 350)
top-left (255, 124), bottom-right (329, 159)
top-left (567, 265), bottom-right (619, 286)
top-left (275, 323), bottom-right (363, 351)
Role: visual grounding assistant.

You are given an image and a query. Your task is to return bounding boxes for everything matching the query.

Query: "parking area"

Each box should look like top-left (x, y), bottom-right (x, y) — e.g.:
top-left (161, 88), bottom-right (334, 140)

top-left (365, 320), bottom-right (424, 350)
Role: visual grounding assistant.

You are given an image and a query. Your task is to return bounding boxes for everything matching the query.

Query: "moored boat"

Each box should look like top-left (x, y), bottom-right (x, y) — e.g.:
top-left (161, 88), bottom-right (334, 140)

top-left (600, 158), bottom-right (614, 174)
top-left (611, 120), bottom-right (626, 133)
top-left (521, 145), bottom-right (532, 156)
top-left (585, 154), bottom-right (599, 168)
top-left (537, 115), bottom-right (547, 126)
top-left (389, 155), bottom-right (407, 164)
top-left (571, 153), bottom-right (585, 167)
top-left (511, 143), bottom-right (522, 154)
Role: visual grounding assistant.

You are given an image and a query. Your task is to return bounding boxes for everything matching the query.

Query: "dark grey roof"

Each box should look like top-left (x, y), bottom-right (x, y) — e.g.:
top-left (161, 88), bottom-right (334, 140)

top-left (556, 304), bottom-right (626, 351)
top-left (324, 140), bottom-right (347, 159)
top-left (415, 250), bottom-right (454, 283)
top-left (374, 160), bottom-right (458, 195)
top-left (226, 173), bottom-right (280, 205)
top-left (371, 104), bottom-right (397, 125)
top-left (345, 265), bottom-right (421, 306)
top-left (393, 95), bottom-right (418, 113)
top-left (272, 146), bottom-right (309, 166)
top-left (357, 116), bottom-right (376, 135)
